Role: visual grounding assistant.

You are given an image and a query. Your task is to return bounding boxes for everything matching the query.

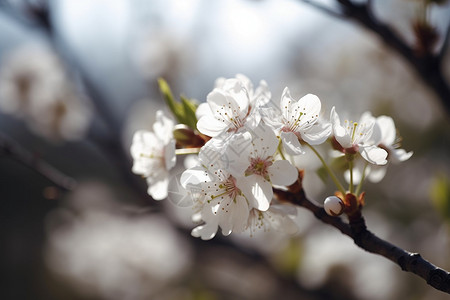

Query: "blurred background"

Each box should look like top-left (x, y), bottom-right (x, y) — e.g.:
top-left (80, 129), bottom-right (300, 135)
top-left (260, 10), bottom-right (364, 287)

top-left (0, 0), bottom-right (450, 299)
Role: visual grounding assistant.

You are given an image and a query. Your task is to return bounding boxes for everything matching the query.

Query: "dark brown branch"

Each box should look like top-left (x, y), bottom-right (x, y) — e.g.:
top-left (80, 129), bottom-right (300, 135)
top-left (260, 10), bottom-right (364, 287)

top-left (274, 176), bottom-right (450, 294)
top-left (301, 0), bottom-right (450, 116)
top-left (439, 24), bottom-right (450, 63)
top-left (0, 132), bottom-right (77, 191)
top-left (300, 0), bottom-right (345, 19)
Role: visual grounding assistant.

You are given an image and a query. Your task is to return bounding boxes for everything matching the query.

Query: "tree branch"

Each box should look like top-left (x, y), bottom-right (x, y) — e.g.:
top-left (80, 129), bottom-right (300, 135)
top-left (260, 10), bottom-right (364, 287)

top-left (301, 0), bottom-right (450, 116)
top-left (274, 176), bottom-right (450, 294)
top-left (0, 132), bottom-right (77, 191)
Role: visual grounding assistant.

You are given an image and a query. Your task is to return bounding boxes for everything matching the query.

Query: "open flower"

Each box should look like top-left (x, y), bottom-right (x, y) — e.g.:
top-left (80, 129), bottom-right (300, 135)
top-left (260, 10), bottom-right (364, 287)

top-left (372, 115), bottom-right (413, 164)
top-left (131, 111), bottom-right (176, 200)
top-left (181, 139), bottom-right (251, 240)
top-left (363, 115), bottom-right (413, 182)
top-left (196, 74), bottom-right (270, 137)
top-left (330, 107), bottom-right (387, 165)
top-left (264, 87), bottom-right (331, 155)
top-left (247, 204), bottom-right (298, 235)
top-left (227, 124), bottom-right (298, 211)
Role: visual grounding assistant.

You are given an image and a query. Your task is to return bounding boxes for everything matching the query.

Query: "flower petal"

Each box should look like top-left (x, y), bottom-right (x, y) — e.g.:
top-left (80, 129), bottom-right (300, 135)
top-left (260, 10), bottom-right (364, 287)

top-left (391, 148), bottom-right (413, 163)
top-left (360, 145), bottom-right (388, 165)
top-left (219, 194), bottom-right (249, 235)
top-left (251, 123), bottom-right (279, 157)
top-left (301, 122), bottom-right (332, 145)
top-left (153, 110), bottom-right (174, 143)
top-left (281, 131), bottom-right (304, 155)
top-left (295, 93), bottom-right (321, 128)
top-left (164, 139), bottom-right (176, 170)
top-left (236, 175), bottom-right (272, 211)
top-left (147, 173), bottom-right (169, 200)
top-left (197, 115), bottom-right (227, 137)
top-left (330, 107), bottom-right (351, 148)
top-left (268, 160), bottom-right (298, 186)
top-left (367, 165), bottom-right (387, 183)
top-left (376, 115), bottom-right (396, 146)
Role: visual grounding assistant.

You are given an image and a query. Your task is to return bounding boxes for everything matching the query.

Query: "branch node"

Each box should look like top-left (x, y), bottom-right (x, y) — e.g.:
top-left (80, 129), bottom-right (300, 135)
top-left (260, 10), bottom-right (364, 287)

top-left (428, 269), bottom-right (450, 290)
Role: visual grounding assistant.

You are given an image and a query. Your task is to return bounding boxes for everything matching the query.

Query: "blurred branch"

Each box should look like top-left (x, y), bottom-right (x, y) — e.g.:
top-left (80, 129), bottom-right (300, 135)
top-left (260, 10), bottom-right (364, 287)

top-left (0, 2), bottom-right (156, 205)
top-left (275, 174), bottom-right (450, 295)
top-left (439, 24), bottom-right (450, 63)
top-left (300, 0), bottom-right (450, 116)
top-left (300, 0), bottom-right (345, 18)
top-left (0, 132), bottom-right (77, 191)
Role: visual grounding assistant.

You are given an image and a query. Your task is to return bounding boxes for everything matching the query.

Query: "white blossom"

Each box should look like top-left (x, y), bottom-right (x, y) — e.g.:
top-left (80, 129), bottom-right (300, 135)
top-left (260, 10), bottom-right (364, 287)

top-left (359, 115), bottom-right (413, 183)
top-left (330, 107), bottom-right (388, 165)
top-left (263, 87), bottom-right (331, 155)
top-left (130, 111), bottom-right (176, 200)
top-left (247, 204), bottom-right (298, 235)
top-left (196, 74), bottom-right (270, 137)
top-left (227, 124), bottom-right (298, 211)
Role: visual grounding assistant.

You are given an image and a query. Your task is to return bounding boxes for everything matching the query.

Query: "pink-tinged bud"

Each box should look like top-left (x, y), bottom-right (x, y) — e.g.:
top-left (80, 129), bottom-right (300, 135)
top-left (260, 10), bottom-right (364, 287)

top-left (324, 196), bottom-right (344, 216)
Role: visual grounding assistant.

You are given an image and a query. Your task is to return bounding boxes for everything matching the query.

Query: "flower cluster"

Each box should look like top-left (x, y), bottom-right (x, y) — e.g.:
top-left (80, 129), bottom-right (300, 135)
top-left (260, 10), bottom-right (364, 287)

top-left (130, 74), bottom-right (413, 239)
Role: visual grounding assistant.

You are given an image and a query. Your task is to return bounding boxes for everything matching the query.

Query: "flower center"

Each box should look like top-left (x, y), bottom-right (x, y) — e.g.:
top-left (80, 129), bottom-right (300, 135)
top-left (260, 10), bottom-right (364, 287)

top-left (245, 157), bottom-right (272, 180)
top-left (210, 176), bottom-right (240, 201)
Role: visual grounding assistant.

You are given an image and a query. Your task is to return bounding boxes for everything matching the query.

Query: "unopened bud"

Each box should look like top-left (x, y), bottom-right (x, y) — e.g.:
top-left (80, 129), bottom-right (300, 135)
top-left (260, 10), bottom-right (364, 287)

top-left (324, 196), bottom-right (344, 216)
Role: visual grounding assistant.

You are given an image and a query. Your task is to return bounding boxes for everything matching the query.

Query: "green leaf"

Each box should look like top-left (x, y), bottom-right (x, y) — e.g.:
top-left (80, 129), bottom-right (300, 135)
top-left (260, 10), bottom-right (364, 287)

top-left (181, 95), bottom-right (198, 130)
top-left (158, 78), bottom-right (198, 130)
top-left (431, 174), bottom-right (450, 221)
top-left (158, 78), bottom-right (184, 123)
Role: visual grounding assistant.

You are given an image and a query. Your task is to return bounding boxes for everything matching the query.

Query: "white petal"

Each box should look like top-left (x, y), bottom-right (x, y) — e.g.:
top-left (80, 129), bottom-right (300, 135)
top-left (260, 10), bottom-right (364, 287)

top-left (236, 175), bottom-right (272, 211)
top-left (360, 145), bottom-right (388, 165)
top-left (180, 166), bottom-right (210, 188)
top-left (197, 115), bottom-right (227, 137)
top-left (253, 79), bottom-right (271, 106)
top-left (260, 107), bottom-right (283, 129)
top-left (208, 88), bottom-right (248, 119)
top-left (153, 110), bottom-right (174, 143)
top-left (226, 132), bottom-right (253, 176)
top-left (301, 122), bottom-right (332, 145)
top-left (147, 174), bottom-right (169, 200)
top-left (195, 102), bottom-right (211, 119)
top-left (164, 139), bottom-right (176, 170)
top-left (281, 131), bottom-right (304, 155)
top-left (266, 207), bottom-right (299, 234)
top-left (191, 222), bottom-right (218, 240)
top-left (344, 166), bottom-right (363, 185)
top-left (392, 148), bottom-right (413, 163)
top-left (219, 195), bottom-right (249, 235)
top-left (130, 130), bottom-right (158, 159)
top-left (268, 160), bottom-right (298, 186)
top-left (330, 107), bottom-right (351, 148)
top-left (376, 115), bottom-right (396, 146)
top-left (367, 166), bottom-right (387, 183)
top-left (280, 87), bottom-right (293, 120)
top-left (295, 93), bottom-right (321, 128)
top-left (330, 107), bottom-right (340, 129)
top-left (251, 123), bottom-right (279, 157)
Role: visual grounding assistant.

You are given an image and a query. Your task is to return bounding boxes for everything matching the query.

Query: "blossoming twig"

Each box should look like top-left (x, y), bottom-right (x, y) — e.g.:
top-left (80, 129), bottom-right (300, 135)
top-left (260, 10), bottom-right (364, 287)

top-left (274, 171), bottom-right (450, 294)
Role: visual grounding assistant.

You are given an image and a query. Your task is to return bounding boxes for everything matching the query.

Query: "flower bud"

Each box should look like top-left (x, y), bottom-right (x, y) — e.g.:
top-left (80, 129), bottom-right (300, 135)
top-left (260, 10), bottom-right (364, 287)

top-left (324, 196), bottom-right (344, 216)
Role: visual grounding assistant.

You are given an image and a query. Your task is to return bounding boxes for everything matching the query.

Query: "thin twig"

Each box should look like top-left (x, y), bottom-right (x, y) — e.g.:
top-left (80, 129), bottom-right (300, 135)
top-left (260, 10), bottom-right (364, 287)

top-left (0, 132), bottom-right (77, 191)
top-left (274, 174), bottom-right (450, 294)
top-left (301, 0), bottom-right (450, 116)
top-left (300, 0), bottom-right (345, 19)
